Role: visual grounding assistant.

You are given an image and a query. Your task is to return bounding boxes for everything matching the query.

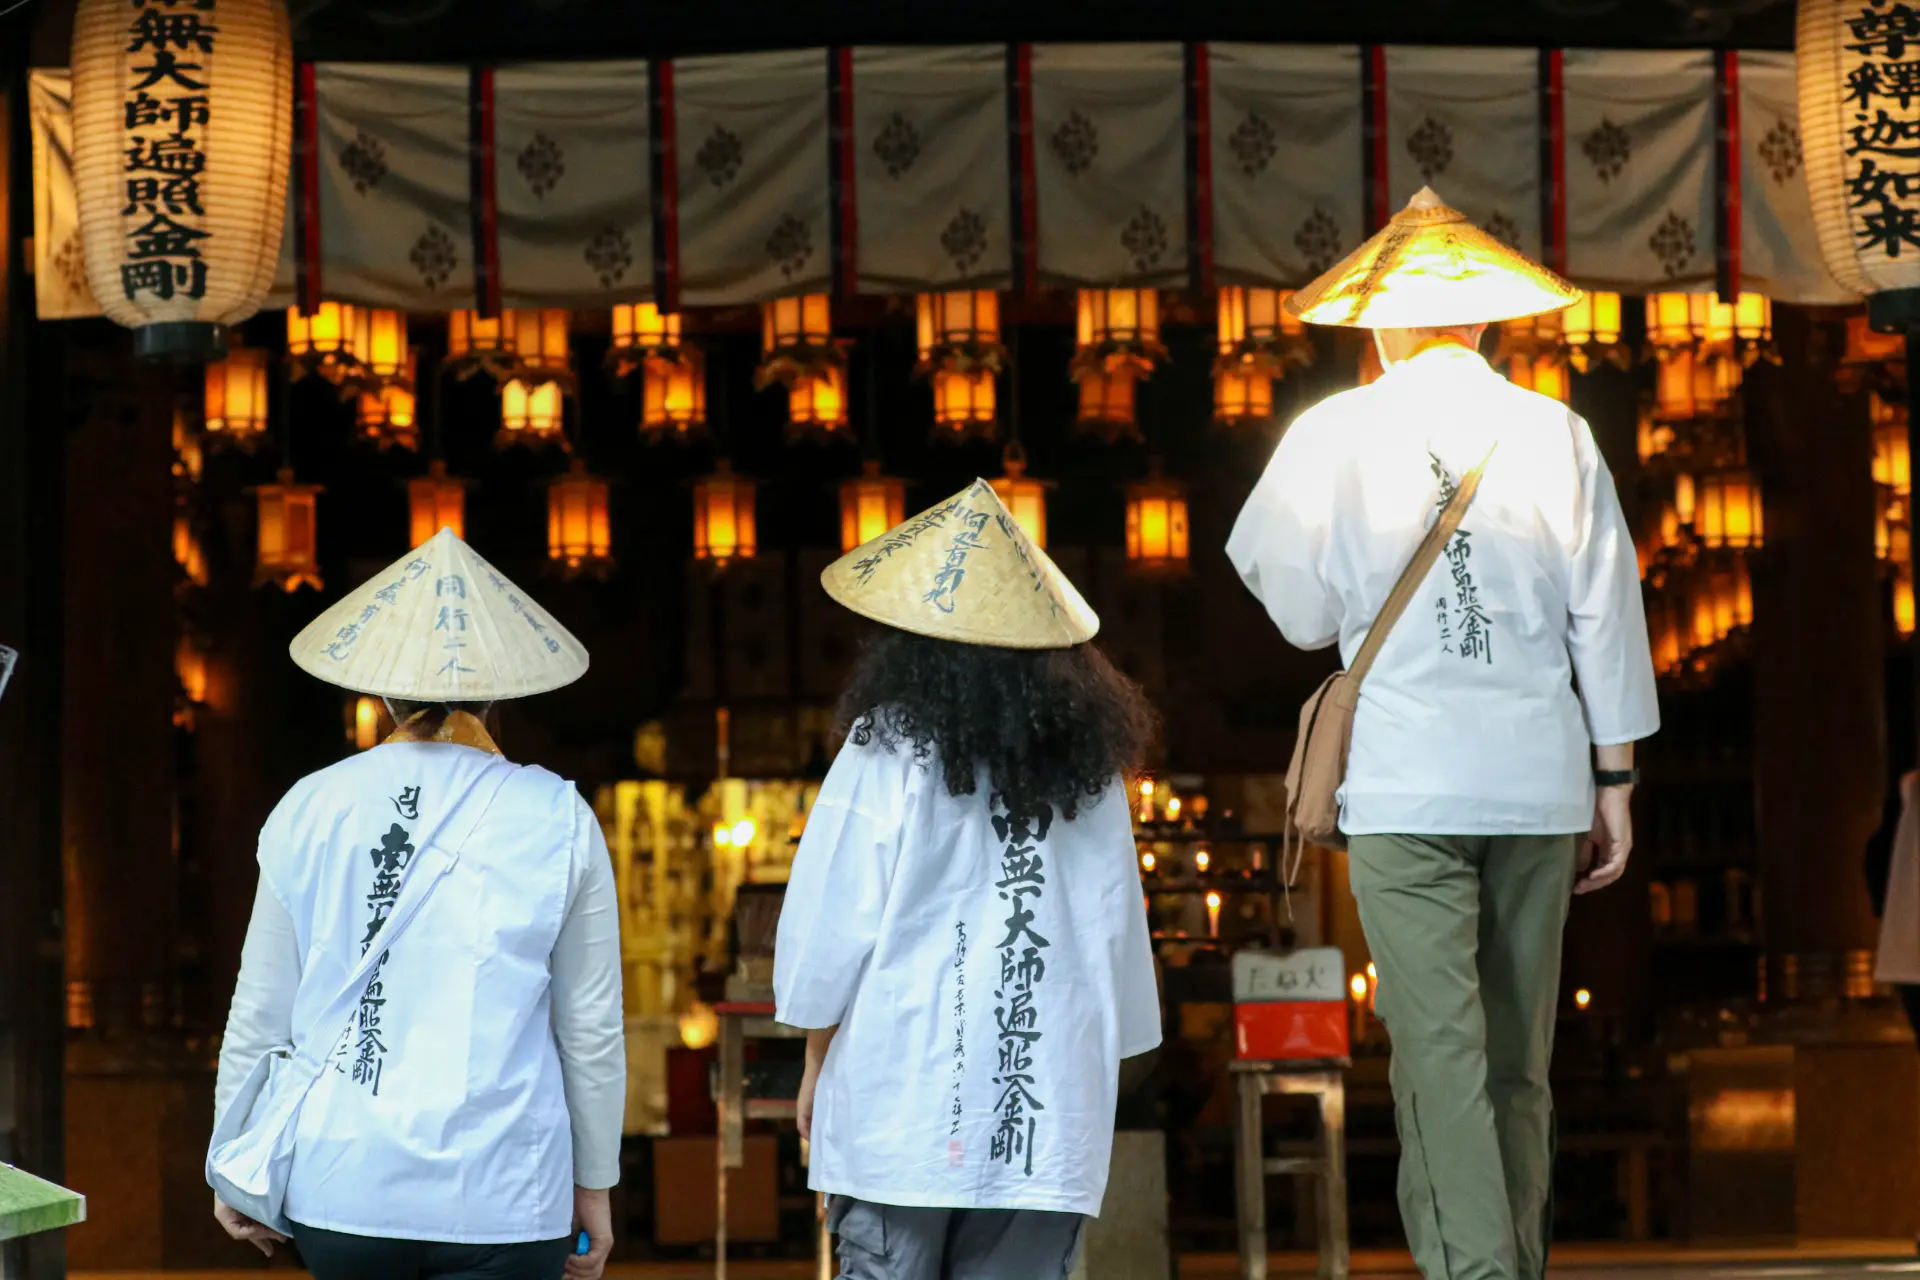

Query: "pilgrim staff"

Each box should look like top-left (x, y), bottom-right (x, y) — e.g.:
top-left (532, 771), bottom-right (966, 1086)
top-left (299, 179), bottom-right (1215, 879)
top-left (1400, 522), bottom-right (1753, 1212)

top-left (209, 529), bottom-right (623, 1280)
top-left (775, 481), bottom-right (1162, 1280)
top-left (1227, 189), bottom-right (1659, 1280)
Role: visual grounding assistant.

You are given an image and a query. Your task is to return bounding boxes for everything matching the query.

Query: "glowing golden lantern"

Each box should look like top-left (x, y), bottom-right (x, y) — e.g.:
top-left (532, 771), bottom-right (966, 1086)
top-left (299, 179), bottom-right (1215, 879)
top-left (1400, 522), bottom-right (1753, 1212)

top-left (70, 0), bottom-right (292, 360)
top-left (1731, 293), bottom-right (1773, 347)
top-left (788, 366), bottom-right (850, 436)
top-left (1646, 294), bottom-right (1697, 356)
top-left (349, 695), bottom-right (387, 751)
top-left (763, 293), bottom-right (834, 356)
top-left (1562, 291), bottom-right (1625, 371)
top-left (360, 309), bottom-right (408, 384)
top-left (693, 461), bottom-right (757, 566)
top-left (173, 513), bottom-right (207, 586)
top-left (1217, 286), bottom-right (1292, 351)
top-left (1213, 367), bottom-right (1274, 425)
top-left (916, 291), bottom-right (1002, 369)
top-left (447, 309), bottom-right (520, 379)
top-left (1637, 409), bottom-right (1675, 464)
top-left (514, 308), bottom-right (574, 383)
top-left (1900, 571), bottom-right (1918, 639)
top-left (1076, 368), bottom-right (1139, 439)
top-left (1874, 393), bottom-right (1912, 496)
top-left (610, 302), bottom-right (682, 375)
top-left (1893, 521), bottom-right (1913, 571)
top-left (407, 459), bottom-right (467, 546)
top-left (990, 447), bottom-right (1051, 549)
top-left (1653, 348), bottom-right (1730, 422)
top-left (839, 460), bottom-right (908, 553)
top-left (204, 345), bottom-right (271, 446)
top-left (1690, 590), bottom-right (1718, 652)
top-left (679, 1002), bottom-right (720, 1051)
top-left (1734, 559), bottom-right (1755, 629)
top-left (252, 466), bottom-right (322, 591)
top-left (1698, 470), bottom-right (1764, 551)
top-left (1075, 289), bottom-right (1166, 380)
top-left (1675, 474), bottom-right (1697, 527)
top-left (640, 350), bottom-right (707, 439)
top-left (499, 379), bottom-right (565, 446)
top-left (1507, 351), bottom-right (1571, 404)
top-left (286, 302), bottom-right (364, 381)
top-left (548, 458), bottom-right (613, 579)
top-left (355, 348), bottom-right (419, 450)
top-left (931, 368), bottom-right (997, 438)
top-left (1125, 462), bottom-right (1190, 576)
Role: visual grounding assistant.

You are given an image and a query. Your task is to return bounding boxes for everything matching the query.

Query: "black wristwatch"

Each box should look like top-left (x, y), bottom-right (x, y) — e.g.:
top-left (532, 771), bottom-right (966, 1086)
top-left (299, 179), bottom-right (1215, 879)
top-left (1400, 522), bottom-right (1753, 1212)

top-left (1594, 769), bottom-right (1640, 788)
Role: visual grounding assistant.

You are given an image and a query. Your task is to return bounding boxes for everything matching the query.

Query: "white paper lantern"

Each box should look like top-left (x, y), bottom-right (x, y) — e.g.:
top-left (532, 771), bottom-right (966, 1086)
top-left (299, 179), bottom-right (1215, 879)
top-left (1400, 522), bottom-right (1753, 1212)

top-left (1800, 0), bottom-right (1914, 300)
top-left (70, 0), bottom-right (292, 360)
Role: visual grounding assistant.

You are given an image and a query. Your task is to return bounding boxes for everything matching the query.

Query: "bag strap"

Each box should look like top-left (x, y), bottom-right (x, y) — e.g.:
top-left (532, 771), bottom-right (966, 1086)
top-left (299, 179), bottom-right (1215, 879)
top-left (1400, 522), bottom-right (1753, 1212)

top-left (1340, 444), bottom-right (1497, 701)
top-left (292, 760), bottom-right (519, 1074)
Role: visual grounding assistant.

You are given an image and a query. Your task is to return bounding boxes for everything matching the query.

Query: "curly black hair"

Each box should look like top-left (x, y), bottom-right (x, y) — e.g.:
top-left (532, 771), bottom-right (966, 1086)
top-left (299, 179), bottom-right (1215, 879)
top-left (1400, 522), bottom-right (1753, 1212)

top-left (835, 628), bottom-right (1158, 819)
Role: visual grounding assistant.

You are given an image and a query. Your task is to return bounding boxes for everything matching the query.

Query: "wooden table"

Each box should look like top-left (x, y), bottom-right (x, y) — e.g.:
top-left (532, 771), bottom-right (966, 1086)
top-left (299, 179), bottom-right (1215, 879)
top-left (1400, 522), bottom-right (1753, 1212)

top-left (1230, 1059), bottom-right (1350, 1280)
top-left (713, 1002), bottom-right (831, 1280)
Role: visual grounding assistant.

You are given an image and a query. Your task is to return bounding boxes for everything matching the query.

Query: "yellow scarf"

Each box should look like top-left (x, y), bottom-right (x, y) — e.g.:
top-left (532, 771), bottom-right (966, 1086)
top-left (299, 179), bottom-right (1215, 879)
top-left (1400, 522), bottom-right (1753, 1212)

top-left (383, 708), bottom-right (503, 755)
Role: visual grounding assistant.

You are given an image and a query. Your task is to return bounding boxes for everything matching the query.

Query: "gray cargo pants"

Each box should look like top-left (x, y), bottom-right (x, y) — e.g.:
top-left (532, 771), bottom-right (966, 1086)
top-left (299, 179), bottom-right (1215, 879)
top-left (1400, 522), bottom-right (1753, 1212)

top-left (828, 1196), bottom-right (1085, 1280)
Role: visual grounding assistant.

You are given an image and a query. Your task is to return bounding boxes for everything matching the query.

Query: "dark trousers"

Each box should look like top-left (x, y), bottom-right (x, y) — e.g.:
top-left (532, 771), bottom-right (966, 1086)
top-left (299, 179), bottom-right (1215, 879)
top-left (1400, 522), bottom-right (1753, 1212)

top-left (292, 1222), bottom-right (572, 1280)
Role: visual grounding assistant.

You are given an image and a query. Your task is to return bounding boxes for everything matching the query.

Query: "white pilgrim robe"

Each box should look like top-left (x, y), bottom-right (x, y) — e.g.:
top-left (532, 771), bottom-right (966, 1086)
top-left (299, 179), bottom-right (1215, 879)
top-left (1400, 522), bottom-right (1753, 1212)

top-left (213, 741), bottom-right (625, 1243)
top-left (1226, 343), bottom-right (1660, 836)
top-left (774, 732), bottom-right (1161, 1216)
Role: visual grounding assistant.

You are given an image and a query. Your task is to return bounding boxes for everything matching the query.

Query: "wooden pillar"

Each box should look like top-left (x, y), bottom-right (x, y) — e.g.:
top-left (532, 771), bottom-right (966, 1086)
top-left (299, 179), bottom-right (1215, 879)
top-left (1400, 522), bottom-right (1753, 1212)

top-left (59, 351), bottom-right (181, 1035)
top-left (1746, 309), bottom-right (1884, 993)
top-left (0, 55), bottom-right (71, 1280)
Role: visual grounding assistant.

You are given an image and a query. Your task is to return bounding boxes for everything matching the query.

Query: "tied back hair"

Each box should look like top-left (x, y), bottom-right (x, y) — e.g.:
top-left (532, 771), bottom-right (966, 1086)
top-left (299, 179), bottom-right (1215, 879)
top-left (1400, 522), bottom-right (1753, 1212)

top-left (835, 629), bottom-right (1158, 820)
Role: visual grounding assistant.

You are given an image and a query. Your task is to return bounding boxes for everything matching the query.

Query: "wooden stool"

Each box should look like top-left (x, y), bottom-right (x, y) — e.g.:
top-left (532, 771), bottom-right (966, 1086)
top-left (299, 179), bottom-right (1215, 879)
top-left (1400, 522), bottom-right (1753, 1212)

top-left (1230, 1059), bottom-right (1350, 1280)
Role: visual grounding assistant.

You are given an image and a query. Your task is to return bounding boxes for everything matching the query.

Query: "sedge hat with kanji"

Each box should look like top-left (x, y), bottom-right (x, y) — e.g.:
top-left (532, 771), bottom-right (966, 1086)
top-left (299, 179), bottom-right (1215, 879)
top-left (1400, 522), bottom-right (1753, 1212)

top-left (289, 528), bottom-right (590, 699)
top-left (821, 479), bottom-right (1100, 650)
top-left (1286, 187), bottom-right (1583, 329)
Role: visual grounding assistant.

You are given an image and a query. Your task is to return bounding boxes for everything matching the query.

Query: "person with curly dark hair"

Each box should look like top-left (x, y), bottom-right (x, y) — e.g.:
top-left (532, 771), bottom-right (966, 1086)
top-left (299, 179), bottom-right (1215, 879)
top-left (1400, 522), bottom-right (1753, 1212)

top-left (774, 481), bottom-right (1161, 1280)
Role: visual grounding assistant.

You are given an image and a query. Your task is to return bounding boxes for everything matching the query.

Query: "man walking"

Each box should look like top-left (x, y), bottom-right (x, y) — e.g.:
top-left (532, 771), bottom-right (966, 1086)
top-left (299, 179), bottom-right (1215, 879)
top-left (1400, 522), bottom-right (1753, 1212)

top-left (1227, 188), bottom-right (1659, 1280)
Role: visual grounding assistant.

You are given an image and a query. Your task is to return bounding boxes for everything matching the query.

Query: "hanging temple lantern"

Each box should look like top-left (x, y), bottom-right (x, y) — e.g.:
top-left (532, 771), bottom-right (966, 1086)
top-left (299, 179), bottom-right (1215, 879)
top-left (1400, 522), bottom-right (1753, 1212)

top-left (990, 445), bottom-right (1051, 550)
top-left (931, 368), bottom-right (997, 440)
top-left (548, 458), bottom-right (613, 580)
top-left (1126, 461), bottom-right (1190, 577)
top-left (916, 291), bottom-right (1005, 371)
top-left (204, 344), bottom-right (271, 448)
top-left (1215, 286), bottom-right (1313, 374)
top-left (408, 459), bottom-right (467, 546)
top-left (447, 309), bottom-right (521, 381)
top-left (640, 349), bottom-right (707, 440)
top-left (693, 461), bottom-right (757, 567)
top-left (70, 0), bottom-right (293, 360)
top-left (252, 467), bottom-right (323, 592)
top-left (286, 302), bottom-right (366, 384)
top-left (355, 348), bottom-right (419, 450)
top-left (610, 302), bottom-right (683, 377)
top-left (788, 366), bottom-right (850, 439)
top-left (839, 460), bottom-right (908, 554)
top-left (1076, 367), bottom-right (1141, 442)
top-left (499, 379), bottom-right (566, 448)
top-left (1213, 367), bottom-right (1274, 426)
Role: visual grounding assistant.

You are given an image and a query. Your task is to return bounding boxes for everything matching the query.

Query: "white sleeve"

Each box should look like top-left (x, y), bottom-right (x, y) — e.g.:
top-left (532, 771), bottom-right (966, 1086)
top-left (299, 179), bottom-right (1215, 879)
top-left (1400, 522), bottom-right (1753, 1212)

top-left (774, 742), bottom-right (899, 1031)
top-left (1566, 418), bottom-right (1661, 746)
top-left (1225, 414), bottom-right (1341, 651)
top-left (214, 875), bottom-right (302, 1121)
top-left (1112, 819), bottom-right (1162, 1059)
top-left (551, 794), bottom-right (627, 1190)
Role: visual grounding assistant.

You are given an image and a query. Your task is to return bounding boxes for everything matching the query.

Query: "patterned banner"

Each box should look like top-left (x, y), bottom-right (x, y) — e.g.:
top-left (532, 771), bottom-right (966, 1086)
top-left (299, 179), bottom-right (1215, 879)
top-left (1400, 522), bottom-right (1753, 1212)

top-left (31, 48), bottom-right (1871, 319)
top-left (1562, 50), bottom-right (1718, 291)
top-left (1207, 44), bottom-right (1366, 289)
top-left (848, 46), bottom-right (1012, 294)
top-left (1740, 50), bottom-right (1850, 304)
top-left (670, 50), bottom-right (831, 307)
top-left (493, 62), bottom-right (654, 309)
top-left (312, 65), bottom-right (476, 310)
top-left (1385, 47), bottom-right (1542, 258)
top-left (1028, 44), bottom-right (1189, 289)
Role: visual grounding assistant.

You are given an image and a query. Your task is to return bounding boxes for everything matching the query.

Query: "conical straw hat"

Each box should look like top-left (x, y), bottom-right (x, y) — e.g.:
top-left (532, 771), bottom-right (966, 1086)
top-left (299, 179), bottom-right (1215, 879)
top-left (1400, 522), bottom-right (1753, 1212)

top-left (290, 528), bottom-right (590, 699)
top-left (1286, 187), bottom-right (1581, 329)
top-left (822, 479), bottom-right (1099, 650)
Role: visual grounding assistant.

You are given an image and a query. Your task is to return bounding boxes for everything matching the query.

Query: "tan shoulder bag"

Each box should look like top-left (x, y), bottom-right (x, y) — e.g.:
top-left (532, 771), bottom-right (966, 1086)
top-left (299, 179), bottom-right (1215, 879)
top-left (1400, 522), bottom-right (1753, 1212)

top-left (1284, 448), bottom-right (1494, 861)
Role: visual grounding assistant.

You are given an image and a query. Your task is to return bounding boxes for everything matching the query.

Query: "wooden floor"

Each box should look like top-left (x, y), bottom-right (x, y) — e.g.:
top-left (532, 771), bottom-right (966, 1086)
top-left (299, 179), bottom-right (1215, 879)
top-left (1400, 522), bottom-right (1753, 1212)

top-left (70, 1238), bottom-right (1920, 1279)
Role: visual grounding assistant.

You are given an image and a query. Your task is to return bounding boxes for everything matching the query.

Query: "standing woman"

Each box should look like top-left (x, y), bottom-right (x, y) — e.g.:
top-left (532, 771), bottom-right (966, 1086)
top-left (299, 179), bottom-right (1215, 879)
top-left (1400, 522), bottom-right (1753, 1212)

top-left (777, 482), bottom-right (1162, 1280)
top-left (209, 530), bottom-right (625, 1280)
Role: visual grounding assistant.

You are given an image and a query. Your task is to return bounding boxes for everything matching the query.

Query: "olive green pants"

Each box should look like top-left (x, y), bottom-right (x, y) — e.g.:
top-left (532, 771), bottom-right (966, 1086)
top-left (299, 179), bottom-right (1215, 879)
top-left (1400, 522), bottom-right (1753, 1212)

top-left (1346, 834), bottom-right (1578, 1280)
